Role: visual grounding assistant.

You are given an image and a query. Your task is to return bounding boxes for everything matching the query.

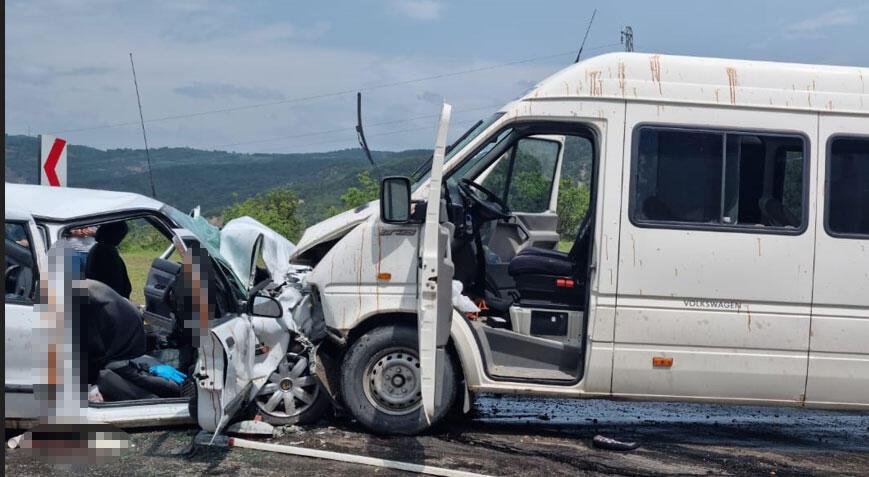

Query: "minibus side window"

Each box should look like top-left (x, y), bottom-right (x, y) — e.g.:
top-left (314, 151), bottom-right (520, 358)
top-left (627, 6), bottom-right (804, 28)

top-left (631, 126), bottom-right (807, 232)
top-left (481, 137), bottom-right (560, 213)
top-left (635, 129), bottom-right (723, 224)
top-left (556, 136), bottom-right (594, 244)
top-left (826, 137), bottom-right (869, 238)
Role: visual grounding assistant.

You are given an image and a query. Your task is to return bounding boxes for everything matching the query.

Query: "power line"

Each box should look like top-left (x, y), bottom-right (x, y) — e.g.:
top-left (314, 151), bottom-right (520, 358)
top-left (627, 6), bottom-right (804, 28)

top-left (243, 119), bottom-right (480, 153)
top-left (214, 104), bottom-right (499, 149)
top-left (140, 118), bottom-right (478, 162)
top-left (50, 43), bottom-right (622, 136)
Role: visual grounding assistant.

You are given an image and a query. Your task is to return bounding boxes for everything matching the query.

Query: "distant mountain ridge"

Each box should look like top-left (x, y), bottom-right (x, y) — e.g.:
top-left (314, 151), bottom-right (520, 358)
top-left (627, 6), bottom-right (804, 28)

top-left (4, 134), bottom-right (429, 223)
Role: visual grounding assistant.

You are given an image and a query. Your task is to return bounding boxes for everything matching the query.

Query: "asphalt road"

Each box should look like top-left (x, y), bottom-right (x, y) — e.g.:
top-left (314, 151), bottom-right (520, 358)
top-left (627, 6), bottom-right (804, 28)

top-left (6, 395), bottom-right (869, 476)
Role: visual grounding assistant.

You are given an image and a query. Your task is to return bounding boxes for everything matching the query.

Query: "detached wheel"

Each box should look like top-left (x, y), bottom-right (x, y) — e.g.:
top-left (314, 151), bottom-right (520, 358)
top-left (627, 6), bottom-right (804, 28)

top-left (340, 325), bottom-right (458, 435)
top-left (254, 352), bottom-right (329, 425)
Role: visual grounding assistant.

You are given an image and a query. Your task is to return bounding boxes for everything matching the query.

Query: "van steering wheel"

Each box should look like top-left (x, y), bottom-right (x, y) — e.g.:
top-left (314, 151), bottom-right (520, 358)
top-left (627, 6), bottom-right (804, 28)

top-left (458, 178), bottom-right (511, 222)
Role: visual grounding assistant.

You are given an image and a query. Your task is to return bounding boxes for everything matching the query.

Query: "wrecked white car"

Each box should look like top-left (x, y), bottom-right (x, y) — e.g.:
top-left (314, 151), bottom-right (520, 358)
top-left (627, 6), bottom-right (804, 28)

top-left (4, 183), bottom-right (328, 431)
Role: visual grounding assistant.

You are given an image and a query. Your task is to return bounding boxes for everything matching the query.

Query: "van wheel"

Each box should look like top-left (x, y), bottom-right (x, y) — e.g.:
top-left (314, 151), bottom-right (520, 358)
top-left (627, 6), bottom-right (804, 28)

top-left (254, 352), bottom-right (330, 426)
top-left (340, 325), bottom-right (458, 435)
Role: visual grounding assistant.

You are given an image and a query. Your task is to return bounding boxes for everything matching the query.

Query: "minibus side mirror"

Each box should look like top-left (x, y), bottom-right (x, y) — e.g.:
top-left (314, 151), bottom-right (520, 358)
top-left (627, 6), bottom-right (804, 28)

top-left (380, 176), bottom-right (412, 223)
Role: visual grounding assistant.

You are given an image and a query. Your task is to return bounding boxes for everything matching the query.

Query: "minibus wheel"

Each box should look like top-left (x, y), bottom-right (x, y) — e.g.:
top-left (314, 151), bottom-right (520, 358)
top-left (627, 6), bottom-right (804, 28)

top-left (340, 324), bottom-right (458, 435)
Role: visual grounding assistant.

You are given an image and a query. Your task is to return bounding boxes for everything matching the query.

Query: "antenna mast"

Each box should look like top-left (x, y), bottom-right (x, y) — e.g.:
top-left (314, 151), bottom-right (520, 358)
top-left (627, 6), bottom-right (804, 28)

top-left (129, 52), bottom-right (157, 198)
top-left (574, 9), bottom-right (597, 63)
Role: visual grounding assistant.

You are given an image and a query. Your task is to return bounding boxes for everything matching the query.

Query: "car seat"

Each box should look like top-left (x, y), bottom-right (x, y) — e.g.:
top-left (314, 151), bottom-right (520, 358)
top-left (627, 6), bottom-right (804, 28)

top-left (97, 355), bottom-right (184, 401)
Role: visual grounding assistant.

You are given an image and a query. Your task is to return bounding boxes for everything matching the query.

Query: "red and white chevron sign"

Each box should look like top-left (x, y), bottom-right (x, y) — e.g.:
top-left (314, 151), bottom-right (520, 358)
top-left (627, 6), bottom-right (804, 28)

top-left (39, 135), bottom-right (68, 187)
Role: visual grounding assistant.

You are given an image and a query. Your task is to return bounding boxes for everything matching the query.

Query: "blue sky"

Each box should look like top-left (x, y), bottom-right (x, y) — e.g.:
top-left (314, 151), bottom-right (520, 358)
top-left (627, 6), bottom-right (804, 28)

top-left (5, 0), bottom-right (868, 153)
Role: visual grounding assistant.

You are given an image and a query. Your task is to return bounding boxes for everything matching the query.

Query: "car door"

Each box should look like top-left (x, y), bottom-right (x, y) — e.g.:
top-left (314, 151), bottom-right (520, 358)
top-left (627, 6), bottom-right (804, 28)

top-left (806, 116), bottom-right (869, 407)
top-left (176, 230), bottom-right (258, 435)
top-left (4, 215), bottom-right (46, 419)
top-left (417, 103), bottom-right (455, 424)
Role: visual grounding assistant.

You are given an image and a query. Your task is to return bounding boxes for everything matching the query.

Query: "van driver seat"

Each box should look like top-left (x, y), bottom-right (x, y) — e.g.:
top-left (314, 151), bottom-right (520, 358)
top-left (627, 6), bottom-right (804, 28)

top-left (507, 214), bottom-right (591, 305)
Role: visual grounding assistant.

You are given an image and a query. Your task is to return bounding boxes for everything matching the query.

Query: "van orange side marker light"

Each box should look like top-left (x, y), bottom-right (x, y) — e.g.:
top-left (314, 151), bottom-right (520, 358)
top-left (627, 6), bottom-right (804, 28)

top-left (376, 272), bottom-right (392, 281)
top-left (652, 357), bottom-right (673, 368)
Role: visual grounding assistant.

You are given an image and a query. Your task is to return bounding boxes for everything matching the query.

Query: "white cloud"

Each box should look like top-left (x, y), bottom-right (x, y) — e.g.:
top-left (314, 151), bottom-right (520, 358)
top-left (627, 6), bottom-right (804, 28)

top-left (174, 82), bottom-right (286, 101)
top-left (390, 0), bottom-right (443, 21)
top-left (3, 1), bottom-right (559, 153)
top-left (785, 6), bottom-right (866, 37)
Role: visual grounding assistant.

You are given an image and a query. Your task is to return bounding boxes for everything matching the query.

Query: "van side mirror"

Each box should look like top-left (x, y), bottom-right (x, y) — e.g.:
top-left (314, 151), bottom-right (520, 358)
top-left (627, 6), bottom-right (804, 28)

top-left (380, 176), bottom-right (412, 223)
top-left (250, 295), bottom-right (283, 318)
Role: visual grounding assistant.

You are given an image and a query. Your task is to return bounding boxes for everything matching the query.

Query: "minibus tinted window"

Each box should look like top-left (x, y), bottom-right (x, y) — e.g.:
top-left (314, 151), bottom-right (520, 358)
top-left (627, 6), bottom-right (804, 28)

top-left (632, 127), bottom-right (806, 231)
top-left (827, 137), bottom-right (869, 237)
top-left (635, 129), bottom-right (723, 224)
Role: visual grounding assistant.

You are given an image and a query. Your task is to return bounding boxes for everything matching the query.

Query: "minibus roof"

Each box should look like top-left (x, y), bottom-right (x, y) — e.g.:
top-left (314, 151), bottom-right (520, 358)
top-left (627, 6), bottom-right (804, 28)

top-left (518, 52), bottom-right (868, 115)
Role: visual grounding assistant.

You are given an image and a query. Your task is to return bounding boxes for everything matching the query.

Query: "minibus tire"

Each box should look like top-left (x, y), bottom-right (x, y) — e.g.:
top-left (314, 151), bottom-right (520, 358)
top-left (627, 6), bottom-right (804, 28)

top-left (340, 325), bottom-right (458, 435)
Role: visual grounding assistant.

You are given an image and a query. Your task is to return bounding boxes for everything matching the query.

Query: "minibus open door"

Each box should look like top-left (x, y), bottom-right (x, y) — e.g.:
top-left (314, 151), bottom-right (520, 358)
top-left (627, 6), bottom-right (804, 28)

top-left (417, 103), bottom-right (455, 424)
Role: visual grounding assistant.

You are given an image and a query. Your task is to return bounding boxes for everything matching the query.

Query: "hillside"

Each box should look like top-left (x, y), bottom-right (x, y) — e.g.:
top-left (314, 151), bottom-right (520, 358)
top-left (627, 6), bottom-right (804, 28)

top-left (4, 134), bottom-right (429, 223)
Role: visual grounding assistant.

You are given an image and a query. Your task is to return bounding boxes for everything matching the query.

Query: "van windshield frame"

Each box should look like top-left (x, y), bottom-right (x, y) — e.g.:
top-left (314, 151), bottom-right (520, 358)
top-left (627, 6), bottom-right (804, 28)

top-left (411, 112), bottom-right (504, 191)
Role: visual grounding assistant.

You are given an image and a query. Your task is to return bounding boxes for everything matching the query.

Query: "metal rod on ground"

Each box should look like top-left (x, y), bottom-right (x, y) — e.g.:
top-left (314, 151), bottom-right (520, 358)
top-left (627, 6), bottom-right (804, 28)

top-left (129, 52), bottom-right (157, 198)
top-left (574, 8), bottom-right (597, 63)
top-left (228, 437), bottom-right (492, 477)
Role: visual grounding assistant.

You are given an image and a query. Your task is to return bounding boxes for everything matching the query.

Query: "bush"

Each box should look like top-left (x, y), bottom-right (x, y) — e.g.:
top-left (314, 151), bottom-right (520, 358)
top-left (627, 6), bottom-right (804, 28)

top-left (222, 188), bottom-right (305, 242)
top-left (340, 170), bottom-right (380, 209)
top-left (556, 179), bottom-right (590, 239)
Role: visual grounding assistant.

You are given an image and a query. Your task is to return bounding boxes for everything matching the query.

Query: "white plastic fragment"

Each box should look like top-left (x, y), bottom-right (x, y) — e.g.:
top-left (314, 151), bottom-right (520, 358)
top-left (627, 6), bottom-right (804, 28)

top-left (451, 280), bottom-right (480, 314)
top-left (7, 434), bottom-right (24, 449)
top-left (226, 420), bottom-right (275, 436)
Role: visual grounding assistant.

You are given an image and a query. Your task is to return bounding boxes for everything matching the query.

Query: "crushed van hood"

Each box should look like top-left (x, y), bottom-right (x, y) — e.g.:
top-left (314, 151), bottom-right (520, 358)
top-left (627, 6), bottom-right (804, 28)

top-left (293, 202), bottom-right (375, 258)
top-left (221, 216), bottom-right (296, 288)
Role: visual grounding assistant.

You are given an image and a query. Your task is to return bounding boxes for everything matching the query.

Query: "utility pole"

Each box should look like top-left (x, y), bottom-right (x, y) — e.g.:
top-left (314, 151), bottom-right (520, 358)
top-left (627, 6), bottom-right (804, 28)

top-left (621, 26), bottom-right (634, 52)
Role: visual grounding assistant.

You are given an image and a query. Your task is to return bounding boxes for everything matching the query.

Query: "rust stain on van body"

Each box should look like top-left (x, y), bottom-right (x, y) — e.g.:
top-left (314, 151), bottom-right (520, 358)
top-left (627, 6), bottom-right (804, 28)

top-left (726, 67), bottom-right (739, 104)
top-left (587, 70), bottom-right (603, 97)
top-left (618, 61), bottom-right (627, 96)
top-left (649, 55), bottom-right (663, 94)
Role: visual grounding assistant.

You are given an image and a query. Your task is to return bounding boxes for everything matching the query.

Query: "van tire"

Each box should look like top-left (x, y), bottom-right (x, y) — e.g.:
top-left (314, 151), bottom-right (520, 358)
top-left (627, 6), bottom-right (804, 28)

top-left (340, 325), bottom-right (458, 435)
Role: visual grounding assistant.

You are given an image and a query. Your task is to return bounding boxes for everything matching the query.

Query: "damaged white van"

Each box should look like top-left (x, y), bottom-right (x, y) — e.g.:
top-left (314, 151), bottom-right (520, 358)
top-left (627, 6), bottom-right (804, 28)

top-left (279, 52), bottom-right (869, 435)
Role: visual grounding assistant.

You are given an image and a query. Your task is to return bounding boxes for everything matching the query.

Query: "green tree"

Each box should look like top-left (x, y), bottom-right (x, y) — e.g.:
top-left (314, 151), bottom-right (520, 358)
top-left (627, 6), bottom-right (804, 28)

top-left (222, 188), bottom-right (305, 242)
top-left (120, 220), bottom-right (170, 252)
top-left (340, 170), bottom-right (380, 208)
top-left (556, 178), bottom-right (590, 239)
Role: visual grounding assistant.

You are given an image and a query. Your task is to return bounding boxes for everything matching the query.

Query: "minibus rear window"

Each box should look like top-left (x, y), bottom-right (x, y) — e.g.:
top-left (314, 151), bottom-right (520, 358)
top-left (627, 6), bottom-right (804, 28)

top-left (632, 126), bottom-right (806, 232)
top-left (827, 137), bottom-right (869, 238)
